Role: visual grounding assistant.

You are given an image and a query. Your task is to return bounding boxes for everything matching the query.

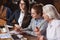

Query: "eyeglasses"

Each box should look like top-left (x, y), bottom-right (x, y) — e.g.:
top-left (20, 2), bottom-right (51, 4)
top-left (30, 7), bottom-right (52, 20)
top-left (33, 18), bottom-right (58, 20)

top-left (20, 3), bottom-right (25, 5)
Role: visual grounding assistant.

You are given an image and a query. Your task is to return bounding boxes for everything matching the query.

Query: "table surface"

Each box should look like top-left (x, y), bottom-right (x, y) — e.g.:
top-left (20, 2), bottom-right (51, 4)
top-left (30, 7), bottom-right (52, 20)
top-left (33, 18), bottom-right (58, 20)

top-left (0, 33), bottom-right (38, 40)
top-left (0, 38), bottom-right (12, 40)
top-left (11, 33), bottom-right (38, 40)
top-left (9, 28), bottom-right (38, 40)
top-left (23, 34), bottom-right (38, 40)
top-left (0, 27), bottom-right (38, 40)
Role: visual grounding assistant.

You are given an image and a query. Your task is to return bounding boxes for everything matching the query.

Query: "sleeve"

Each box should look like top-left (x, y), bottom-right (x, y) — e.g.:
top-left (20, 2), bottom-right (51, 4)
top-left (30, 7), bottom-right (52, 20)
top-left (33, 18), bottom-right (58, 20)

top-left (22, 19), bottom-right (37, 36)
top-left (24, 31), bottom-right (37, 36)
top-left (22, 19), bottom-right (33, 31)
top-left (56, 24), bottom-right (60, 40)
top-left (40, 21), bottom-right (48, 36)
top-left (7, 11), bottom-right (15, 26)
top-left (6, 7), bottom-right (12, 19)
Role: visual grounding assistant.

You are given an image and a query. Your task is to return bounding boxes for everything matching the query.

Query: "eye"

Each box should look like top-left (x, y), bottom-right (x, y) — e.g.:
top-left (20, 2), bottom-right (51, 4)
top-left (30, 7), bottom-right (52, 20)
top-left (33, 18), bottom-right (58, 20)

top-left (20, 3), bottom-right (25, 5)
top-left (32, 13), bottom-right (34, 14)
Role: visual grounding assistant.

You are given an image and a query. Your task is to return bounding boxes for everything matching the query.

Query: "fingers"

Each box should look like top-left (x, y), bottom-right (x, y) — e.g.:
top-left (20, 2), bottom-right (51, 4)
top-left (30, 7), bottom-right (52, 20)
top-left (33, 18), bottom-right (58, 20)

top-left (34, 27), bottom-right (39, 32)
top-left (14, 24), bottom-right (20, 28)
top-left (38, 36), bottom-right (45, 40)
top-left (34, 27), bottom-right (41, 36)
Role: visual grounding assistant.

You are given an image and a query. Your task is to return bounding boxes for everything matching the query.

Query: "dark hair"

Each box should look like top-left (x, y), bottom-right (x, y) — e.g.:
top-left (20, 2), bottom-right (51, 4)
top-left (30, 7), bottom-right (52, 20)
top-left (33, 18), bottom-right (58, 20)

top-left (31, 4), bottom-right (43, 16)
top-left (0, 0), bottom-right (3, 6)
top-left (17, 0), bottom-right (29, 11)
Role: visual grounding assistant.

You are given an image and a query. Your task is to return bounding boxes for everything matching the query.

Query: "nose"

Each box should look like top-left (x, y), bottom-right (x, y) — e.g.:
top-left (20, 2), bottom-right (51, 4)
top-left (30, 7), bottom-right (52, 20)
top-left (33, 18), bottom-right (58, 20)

top-left (42, 14), bottom-right (44, 17)
top-left (31, 14), bottom-right (32, 16)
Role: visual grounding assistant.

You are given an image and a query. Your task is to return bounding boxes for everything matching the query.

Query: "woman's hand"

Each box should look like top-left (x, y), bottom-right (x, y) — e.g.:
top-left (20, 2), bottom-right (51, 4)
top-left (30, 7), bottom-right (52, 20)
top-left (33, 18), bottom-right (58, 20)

top-left (13, 24), bottom-right (24, 34)
top-left (34, 27), bottom-right (46, 40)
top-left (14, 24), bottom-right (20, 28)
top-left (14, 24), bottom-right (21, 31)
top-left (38, 36), bottom-right (46, 40)
top-left (34, 27), bottom-right (41, 36)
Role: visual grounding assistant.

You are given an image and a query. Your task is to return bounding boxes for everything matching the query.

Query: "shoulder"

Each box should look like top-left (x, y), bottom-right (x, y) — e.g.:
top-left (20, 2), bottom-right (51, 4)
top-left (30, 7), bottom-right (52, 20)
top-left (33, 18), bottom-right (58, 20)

top-left (31, 18), bottom-right (34, 21)
top-left (52, 20), bottom-right (60, 25)
top-left (30, 18), bottom-right (35, 23)
top-left (41, 18), bottom-right (48, 24)
top-left (54, 20), bottom-right (60, 31)
top-left (13, 10), bottom-right (20, 14)
top-left (14, 10), bottom-right (20, 13)
top-left (5, 7), bottom-right (11, 11)
top-left (26, 12), bottom-right (31, 16)
top-left (51, 20), bottom-right (60, 28)
top-left (26, 12), bottom-right (32, 19)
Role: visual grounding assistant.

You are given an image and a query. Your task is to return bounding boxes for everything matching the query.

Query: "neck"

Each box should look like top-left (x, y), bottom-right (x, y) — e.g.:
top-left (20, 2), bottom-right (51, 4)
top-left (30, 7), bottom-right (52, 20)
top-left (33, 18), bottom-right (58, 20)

top-left (48, 19), bottom-right (53, 23)
top-left (21, 10), bottom-right (26, 13)
top-left (35, 17), bottom-right (42, 20)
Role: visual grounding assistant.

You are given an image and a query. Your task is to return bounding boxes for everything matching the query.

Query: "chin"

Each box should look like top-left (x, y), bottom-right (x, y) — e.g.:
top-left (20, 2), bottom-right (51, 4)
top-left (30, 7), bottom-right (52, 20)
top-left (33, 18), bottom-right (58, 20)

top-left (44, 19), bottom-right (48, 21)
top-left (33, 18), bottom-right (36, 19)
top-left (32, 17), bottom-right (36, 19)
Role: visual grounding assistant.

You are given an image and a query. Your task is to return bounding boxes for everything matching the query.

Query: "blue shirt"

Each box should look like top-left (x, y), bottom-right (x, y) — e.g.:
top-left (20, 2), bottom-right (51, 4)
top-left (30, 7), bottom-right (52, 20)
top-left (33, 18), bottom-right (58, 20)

top-left (23, 18), bottom-right (48, 36)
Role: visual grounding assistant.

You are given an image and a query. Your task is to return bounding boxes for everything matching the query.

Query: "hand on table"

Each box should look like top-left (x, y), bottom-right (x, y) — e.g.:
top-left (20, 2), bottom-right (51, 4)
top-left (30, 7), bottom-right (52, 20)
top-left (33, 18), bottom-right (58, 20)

top-left (13, 24), bottom-right (21, 31)
top-left (34, 27), bottom-right (46, 40)
top-left (13, 24), bottom-right (25, 34)
top-left (38, 36), bottom-right (46, 40)
top-left (34, 27), bottom-right (41, 36)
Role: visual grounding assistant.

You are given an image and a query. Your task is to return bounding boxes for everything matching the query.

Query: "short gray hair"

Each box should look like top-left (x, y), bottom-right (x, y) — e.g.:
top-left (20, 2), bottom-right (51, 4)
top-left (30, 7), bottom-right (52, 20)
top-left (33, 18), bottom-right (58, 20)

top-left (43, 4), bottom-right (60, 19)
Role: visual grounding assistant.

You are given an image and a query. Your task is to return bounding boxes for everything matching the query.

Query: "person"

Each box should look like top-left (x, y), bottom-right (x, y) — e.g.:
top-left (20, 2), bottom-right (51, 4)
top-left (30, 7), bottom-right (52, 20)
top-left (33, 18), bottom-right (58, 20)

top-left (20, 4), bottom-right (48, 36)
top-left (0, 0), bottom-right (12, 26)
top-left (7, 0), bottom-right (31, 29)
top-left (37, 4), bottom-right (60, 40)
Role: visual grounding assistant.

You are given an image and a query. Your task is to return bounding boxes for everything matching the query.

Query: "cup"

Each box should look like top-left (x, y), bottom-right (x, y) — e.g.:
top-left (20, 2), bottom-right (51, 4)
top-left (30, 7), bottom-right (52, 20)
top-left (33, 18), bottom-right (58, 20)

top-left (1, 28), bottom-right (7, 33)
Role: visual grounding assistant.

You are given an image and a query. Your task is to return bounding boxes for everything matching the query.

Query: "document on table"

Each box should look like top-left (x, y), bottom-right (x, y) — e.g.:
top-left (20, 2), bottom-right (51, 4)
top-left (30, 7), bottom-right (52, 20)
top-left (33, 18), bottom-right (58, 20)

top-left (10, 30), bottom-right (20, 35)
top-left (5, 25), bottom-right (13, 28)
top-left (0, 33), bottom-right (11, 38)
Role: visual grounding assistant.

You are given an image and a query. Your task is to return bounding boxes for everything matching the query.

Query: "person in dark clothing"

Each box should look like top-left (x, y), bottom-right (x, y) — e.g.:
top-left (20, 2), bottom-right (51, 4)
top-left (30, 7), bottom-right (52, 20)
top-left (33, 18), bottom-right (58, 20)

top-left (7, 0), bottom-right (31, 29)
top-left (0, 0), bottom-right (12, 26)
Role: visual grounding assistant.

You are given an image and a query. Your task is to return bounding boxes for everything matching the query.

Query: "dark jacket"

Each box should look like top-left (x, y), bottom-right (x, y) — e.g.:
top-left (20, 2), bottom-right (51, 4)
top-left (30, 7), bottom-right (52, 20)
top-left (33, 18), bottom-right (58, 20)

top-left (7, 10), bottom-right (32, 28)
top-left (0, 6), bottom-right (12, 26)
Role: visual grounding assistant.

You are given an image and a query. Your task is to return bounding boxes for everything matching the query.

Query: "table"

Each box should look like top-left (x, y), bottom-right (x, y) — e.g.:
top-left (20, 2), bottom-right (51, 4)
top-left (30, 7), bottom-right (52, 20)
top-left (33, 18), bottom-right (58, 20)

top-left (12, 33), bottom-right (38, 40)
top-left (22, 33), bottom-right (38, 40)
top-left (0, 38), bottom-right (12, 40)
top-left (0, 26), bottom-right (38, 40)
top-left (9, 28), bottom-right (38, 40)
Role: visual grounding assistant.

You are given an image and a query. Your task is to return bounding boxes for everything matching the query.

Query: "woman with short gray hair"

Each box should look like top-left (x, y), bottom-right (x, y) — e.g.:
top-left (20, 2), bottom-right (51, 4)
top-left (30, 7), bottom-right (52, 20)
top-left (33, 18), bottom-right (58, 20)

top-left (42, 4), bottom-right (60, 40)
top-left (43, 4), bottom-right (60, 19)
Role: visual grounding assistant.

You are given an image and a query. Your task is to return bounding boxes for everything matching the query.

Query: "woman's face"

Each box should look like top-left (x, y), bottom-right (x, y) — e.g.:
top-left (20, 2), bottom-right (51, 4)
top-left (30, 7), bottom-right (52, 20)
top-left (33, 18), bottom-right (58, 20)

top-left (31, 8), bottom-right (41, 19)
top-left (19, 0), bottom-right (26, 11)
top-left (43, 11), bottom-right (50, 21)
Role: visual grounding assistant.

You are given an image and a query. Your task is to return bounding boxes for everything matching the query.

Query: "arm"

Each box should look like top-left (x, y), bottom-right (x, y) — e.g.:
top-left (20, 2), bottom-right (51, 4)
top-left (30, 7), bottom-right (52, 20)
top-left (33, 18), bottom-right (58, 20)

top-left (56, 25), bottom-right (60, 40)
top-left (6, 7), bottom-right (12, 20)
top-left (22, 19), bottom-right (33, 31)
top-left (21, 19), bottom-right (37, 36)
top-left (7, 11), bottom-right (15, 26)
top-left (40, 21), bottom-right (48, 36)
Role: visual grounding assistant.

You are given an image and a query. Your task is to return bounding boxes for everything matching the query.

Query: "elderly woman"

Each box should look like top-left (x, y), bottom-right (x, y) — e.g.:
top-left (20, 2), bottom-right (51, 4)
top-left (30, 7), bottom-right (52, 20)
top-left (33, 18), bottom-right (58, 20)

top-left (35, 4), bottom-right (60, 40)
top-left (43, 4), bottom-right (60, 40)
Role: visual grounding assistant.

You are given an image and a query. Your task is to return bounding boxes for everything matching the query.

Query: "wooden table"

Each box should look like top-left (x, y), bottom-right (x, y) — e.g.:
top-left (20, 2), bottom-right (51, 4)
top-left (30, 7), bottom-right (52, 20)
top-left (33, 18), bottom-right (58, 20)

top-left (0, 38), bottom-right (12, 40)
top-left (9, 28), bottom-right (38, 40)
top-left (0, 33), bottom-right (38, 40)
top-left (22, 33), bottom-right (38, 40)
top-left (0, 27), bottom-right (38, 40)
top-left (11, 33), bottom-right (38, 40)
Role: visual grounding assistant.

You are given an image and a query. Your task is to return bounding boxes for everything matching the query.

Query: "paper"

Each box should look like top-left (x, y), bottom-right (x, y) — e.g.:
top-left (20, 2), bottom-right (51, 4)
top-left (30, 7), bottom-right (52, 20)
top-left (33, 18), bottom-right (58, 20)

top-left (10, 30), bottom-right (20, 34)
top-left (5, 25), bottom-right (13, 28)
top-left (0, 33), bottom-right (11, 38)
top-left (17, 34), bottom-right (23, 38)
